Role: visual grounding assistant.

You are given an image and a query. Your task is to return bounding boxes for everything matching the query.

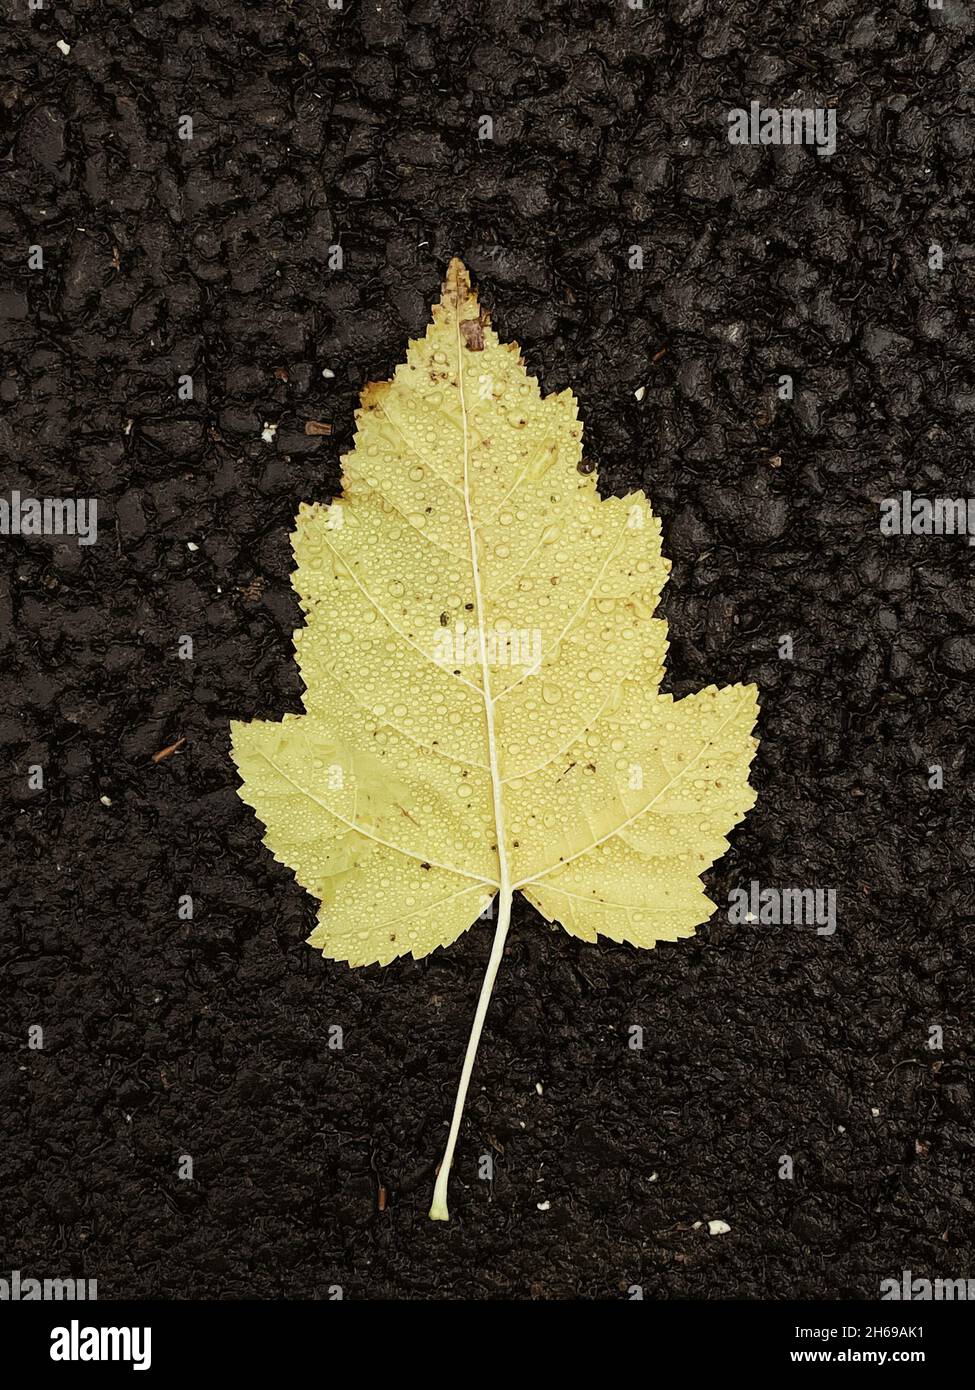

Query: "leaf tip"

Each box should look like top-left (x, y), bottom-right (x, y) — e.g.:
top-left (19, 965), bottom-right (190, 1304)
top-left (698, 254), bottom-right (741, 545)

top-left (444, 255), bottom-right (470, 296)
top-left (738, 680), bottom-right (762, 719)
top-left (439, 256), bottom-right (484, 322)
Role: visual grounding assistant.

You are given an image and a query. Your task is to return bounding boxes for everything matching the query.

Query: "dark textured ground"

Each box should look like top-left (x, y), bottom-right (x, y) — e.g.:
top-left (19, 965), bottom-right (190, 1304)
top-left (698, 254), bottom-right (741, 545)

top-left (2, 0), bottom-right (975, 1301)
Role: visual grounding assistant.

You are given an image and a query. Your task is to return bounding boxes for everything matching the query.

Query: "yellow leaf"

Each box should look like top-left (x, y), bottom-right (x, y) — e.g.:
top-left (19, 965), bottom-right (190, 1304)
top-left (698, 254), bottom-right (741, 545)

top-left (230, 259), bottom-right (760, 1220)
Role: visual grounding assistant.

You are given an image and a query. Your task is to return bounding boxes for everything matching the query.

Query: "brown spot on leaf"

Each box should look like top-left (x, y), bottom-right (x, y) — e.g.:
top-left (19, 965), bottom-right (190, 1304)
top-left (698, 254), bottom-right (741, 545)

top-left (460, 315), bottom-right (487, 351)
top-left (360, 379), bottom-right (389, 410)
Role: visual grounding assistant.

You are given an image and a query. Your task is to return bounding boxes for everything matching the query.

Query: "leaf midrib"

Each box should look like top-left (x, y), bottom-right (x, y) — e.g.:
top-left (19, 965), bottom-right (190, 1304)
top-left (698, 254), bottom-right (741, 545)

top-left (454, 297), bottom-right (511, 900)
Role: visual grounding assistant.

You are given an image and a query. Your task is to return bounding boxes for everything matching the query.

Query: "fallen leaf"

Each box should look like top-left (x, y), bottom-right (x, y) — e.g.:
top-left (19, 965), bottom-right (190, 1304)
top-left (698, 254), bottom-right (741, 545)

top-left (230, 259), bottom-right (760, 1220)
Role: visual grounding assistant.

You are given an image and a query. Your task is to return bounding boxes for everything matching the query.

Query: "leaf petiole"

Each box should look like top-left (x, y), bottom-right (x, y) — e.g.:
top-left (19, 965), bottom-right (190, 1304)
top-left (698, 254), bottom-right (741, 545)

top-left (429, 885), bottom-right (513, 1221)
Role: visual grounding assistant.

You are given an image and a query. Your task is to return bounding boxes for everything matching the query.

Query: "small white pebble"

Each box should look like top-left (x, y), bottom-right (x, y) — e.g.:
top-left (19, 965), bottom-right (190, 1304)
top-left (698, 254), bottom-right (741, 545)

top-left (123, 419), bottom-right (133, 435)
top-left (871, 1108), bottom-right (880, 1117)
top-left (321, 368), bottom-right (336, 379)
top-left (535, 1082), bottom-right (543, 1095)
top-left (186, 541), bottom-right (199, 551)
top-left (56, 39), bottom-right (71, 55)
top-left (99, 795), bottom-right (112, 807)
top-left (536, 1201), bottom-right (550, 1211)
top-left (708, 1219), bottom-right (731, 1236)
top-left (837, 1125), bottom-right (846, 1133)
top-left (634, 385), bottom-right (646, 401)
top-left (649, 1172), bottom-right (658, 1182)
top-left (692, 1221), bottom-right (702, 1230)
top-left (261, 422), bottom-right (278, 443)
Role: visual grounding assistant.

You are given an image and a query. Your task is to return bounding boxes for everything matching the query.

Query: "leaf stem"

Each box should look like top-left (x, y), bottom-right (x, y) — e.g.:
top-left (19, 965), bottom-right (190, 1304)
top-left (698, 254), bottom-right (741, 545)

top-left (428, 885), bottom-right (512, 1221)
